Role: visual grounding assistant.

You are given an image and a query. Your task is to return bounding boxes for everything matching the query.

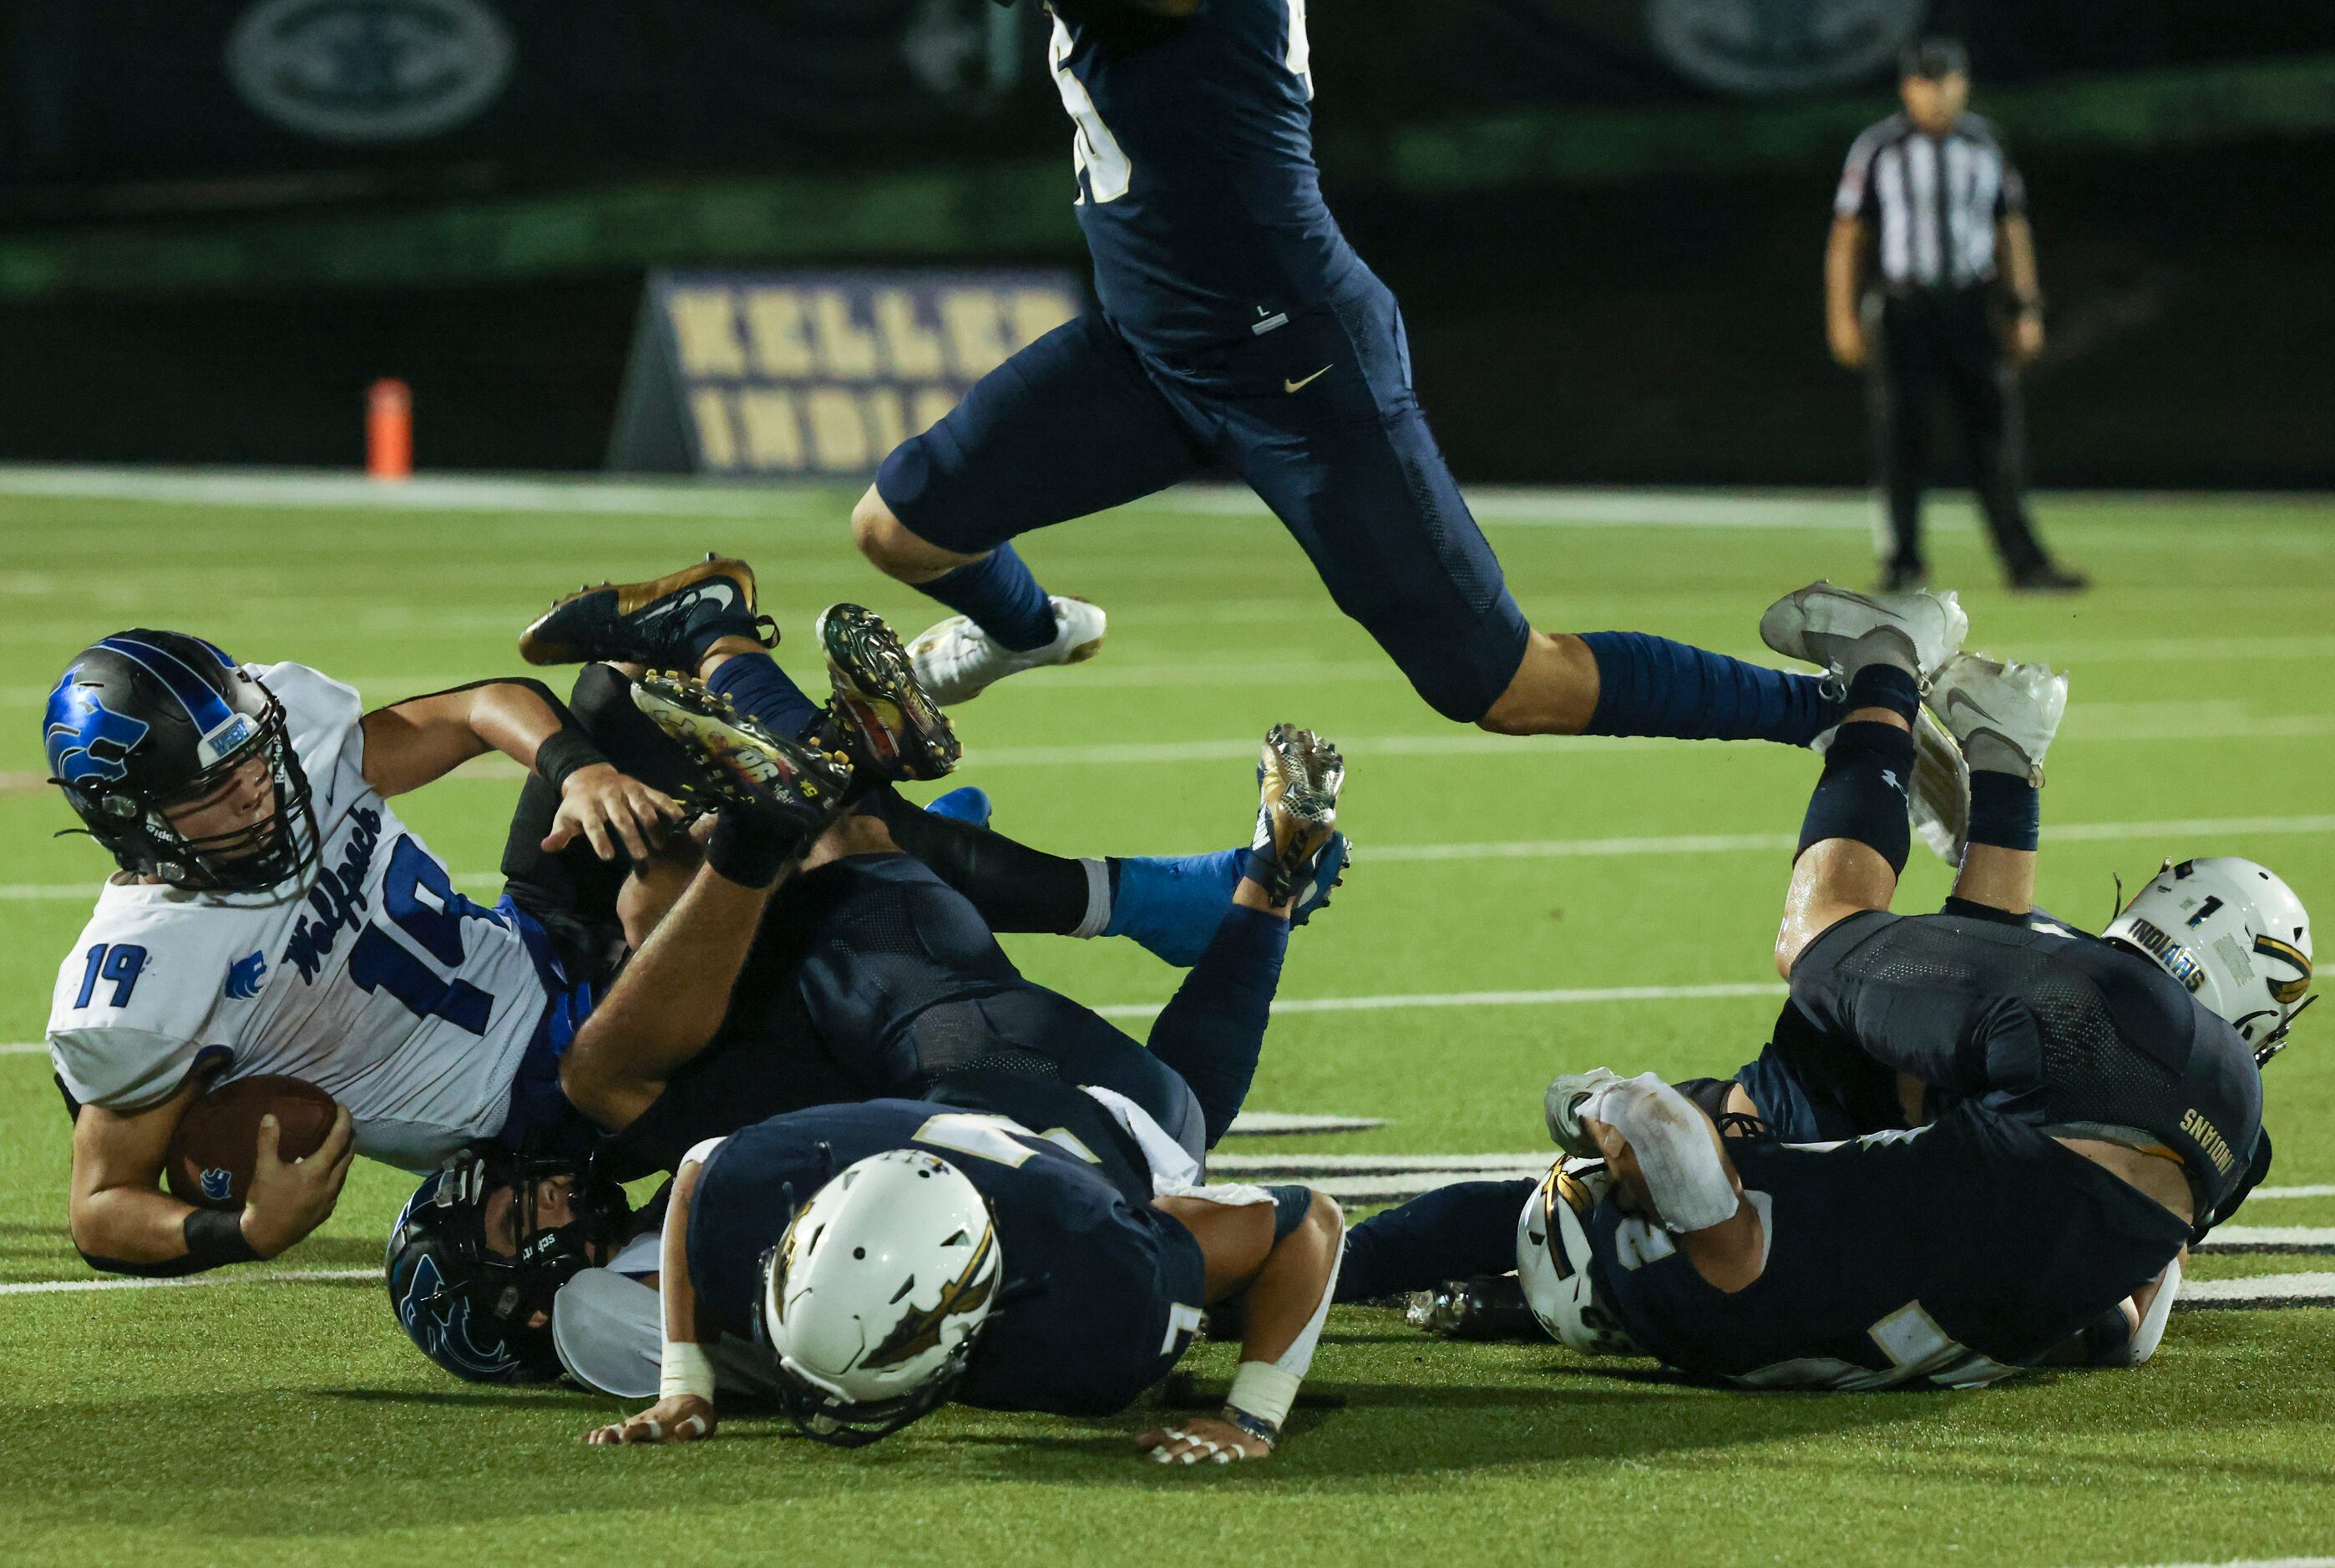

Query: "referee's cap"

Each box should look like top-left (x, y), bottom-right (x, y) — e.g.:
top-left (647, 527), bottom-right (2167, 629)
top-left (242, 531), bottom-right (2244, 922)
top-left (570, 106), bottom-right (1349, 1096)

top-left (1900, 38), bottom-right (1970, 81)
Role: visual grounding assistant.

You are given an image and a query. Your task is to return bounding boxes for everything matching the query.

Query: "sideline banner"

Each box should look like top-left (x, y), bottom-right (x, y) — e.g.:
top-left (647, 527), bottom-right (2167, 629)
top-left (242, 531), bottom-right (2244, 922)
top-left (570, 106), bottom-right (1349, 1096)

top-left (607, 269), bottom-right (1081, 479)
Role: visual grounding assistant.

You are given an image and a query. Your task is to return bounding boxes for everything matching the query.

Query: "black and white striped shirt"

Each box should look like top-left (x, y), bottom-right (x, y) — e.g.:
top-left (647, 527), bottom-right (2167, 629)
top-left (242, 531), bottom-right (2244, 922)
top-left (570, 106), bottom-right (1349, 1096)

top-left (1835, 113), bottom-right (2025, 290)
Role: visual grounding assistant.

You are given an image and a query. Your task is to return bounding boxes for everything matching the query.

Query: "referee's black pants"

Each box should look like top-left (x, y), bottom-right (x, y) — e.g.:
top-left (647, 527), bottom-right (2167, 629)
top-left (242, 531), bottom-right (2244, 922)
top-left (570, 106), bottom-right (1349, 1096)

top-left (1871, 288), bottom-right (2048, 576)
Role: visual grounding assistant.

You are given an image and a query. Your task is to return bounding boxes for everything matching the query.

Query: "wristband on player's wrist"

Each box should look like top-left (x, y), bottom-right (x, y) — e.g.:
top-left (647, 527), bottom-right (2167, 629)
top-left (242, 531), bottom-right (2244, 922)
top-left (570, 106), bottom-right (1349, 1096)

top-left (705, 809), bottom-right (793, 888)
top-left (534, 727), bottom-right (610, 794)
top-left (1220, 1404), bottom-right (1279, 1449)
top-left (185, 1206), bottom-right (261, 1270)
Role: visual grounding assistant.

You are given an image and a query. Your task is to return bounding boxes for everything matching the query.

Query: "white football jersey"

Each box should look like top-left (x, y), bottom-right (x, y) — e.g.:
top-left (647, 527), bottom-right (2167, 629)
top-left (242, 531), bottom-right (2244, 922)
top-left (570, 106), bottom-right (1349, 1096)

top-left (46, 662), bottom-right (553, 1170)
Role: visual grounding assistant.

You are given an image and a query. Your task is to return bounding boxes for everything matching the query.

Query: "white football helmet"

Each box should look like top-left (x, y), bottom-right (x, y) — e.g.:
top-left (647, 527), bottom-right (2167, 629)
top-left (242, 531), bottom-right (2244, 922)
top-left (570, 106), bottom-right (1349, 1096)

top-left (1514, 1158), bottom-right (1643, 1358)
top-left (2104, 857), bottom-right (2314, 1061)
top-left (757, 1149), bottom-right (1002, 1446)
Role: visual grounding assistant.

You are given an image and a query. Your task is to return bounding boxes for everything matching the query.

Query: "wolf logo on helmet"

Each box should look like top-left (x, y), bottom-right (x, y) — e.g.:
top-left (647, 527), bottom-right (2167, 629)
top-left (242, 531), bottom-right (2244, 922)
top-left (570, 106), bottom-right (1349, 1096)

top-left (43, 630), bottom-right (322, 895)
top-left (384, 1145), bottom-right (633, 1384)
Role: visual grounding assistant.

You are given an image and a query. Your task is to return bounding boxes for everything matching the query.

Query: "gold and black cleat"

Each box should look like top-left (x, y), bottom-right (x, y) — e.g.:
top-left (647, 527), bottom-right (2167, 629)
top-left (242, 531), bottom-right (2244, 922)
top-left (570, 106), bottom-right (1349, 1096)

top-left (519, 553), bottom-right (774, 669)
top-left (1249, 723), bottom-right (1344, 904)
top-left (629, 671), bottom-right (852, 844)
top-left (811, 603), bottom-right (961, 783)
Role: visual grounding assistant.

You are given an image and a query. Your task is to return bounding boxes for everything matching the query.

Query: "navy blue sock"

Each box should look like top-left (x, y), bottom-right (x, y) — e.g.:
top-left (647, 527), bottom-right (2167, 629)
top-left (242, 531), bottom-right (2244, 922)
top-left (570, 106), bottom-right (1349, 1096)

top-left (1968, 771), bottom-right (2041, 852)
top-left (1144, 903), bottom-right (1287, 1146)
top-left (1335, 1180), bottom-right (1537, 1302)
top-left (1844, 661), bottom-right (1921, 726)
top-left (707, 653), bottom-right (820, 740)
top-left (917, 544), bottom-right (1056, 652)
top-left (1796, 720), bottom-right (1916, 874)
top-left (1582, 631), bottom-right (1841, 746)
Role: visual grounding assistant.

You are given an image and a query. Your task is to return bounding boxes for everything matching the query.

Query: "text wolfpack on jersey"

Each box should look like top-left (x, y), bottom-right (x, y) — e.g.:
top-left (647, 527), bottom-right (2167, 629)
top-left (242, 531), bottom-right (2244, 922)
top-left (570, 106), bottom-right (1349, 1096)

top-left (285, 806), bottom-right (382, 984)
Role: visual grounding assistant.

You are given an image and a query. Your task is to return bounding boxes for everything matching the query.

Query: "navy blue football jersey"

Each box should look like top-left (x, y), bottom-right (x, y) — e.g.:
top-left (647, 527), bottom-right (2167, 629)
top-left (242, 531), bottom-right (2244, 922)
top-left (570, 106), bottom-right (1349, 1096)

top-left (1045, 0), bottom-right (1370, 352)
top-left (1789, 912), bottom-right (2264, 1219)
top-left (1588, 1103), bottom-right (2191, 1389)
top-left (686, 1098), bottom-right (1208, 1417)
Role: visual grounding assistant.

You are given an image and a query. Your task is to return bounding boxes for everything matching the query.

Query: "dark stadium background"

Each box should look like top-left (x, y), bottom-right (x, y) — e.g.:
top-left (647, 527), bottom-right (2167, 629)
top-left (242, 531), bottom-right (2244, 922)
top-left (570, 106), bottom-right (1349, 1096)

top-left (3, 0), bottom-right (2329, 485)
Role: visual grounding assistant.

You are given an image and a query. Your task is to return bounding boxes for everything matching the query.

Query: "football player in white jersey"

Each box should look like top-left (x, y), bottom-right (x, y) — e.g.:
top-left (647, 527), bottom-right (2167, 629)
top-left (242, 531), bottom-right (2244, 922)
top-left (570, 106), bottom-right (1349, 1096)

top-left (40, 599), bottom-right (741, 1278)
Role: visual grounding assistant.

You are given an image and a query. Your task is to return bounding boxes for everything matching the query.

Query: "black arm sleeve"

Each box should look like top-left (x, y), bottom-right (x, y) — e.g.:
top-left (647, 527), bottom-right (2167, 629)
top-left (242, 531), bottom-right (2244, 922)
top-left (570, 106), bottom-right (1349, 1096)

top-left (871, 791), bottom-right (1095, 936)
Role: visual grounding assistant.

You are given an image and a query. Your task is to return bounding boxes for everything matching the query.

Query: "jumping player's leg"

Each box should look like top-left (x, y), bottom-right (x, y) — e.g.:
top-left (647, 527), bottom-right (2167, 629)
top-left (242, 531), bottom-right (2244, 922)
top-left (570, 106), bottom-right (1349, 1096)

top-left (1214, 290), bottom-right (1843, 741)
top-left (853, 314), bottom-right (1209, 702)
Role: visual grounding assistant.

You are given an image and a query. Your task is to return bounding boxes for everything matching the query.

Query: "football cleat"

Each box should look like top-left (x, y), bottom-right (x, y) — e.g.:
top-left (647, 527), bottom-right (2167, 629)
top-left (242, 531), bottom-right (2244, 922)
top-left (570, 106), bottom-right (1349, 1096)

top-left (1926, 652), bottom-right (2069, 788)
top-left (1543, 1068), bottom-right (1622, 1157)
top-left (1247, 724), bottom-right (1344, 904)
top-left (1406, 1275), bottom-right (1544, 1342)
top-left (907, 595), bottom-right (1105, 706)
top-left (519, 554), bottom-right (773, 669)
top-left (1106, 832), bottom-right (1351, 967)
top-left (810, 603), bottom-right (961, 782)
top-left (629, 672), bottom-right (852, 845)
top-left (1759, 579), bottom-right (1968, 685)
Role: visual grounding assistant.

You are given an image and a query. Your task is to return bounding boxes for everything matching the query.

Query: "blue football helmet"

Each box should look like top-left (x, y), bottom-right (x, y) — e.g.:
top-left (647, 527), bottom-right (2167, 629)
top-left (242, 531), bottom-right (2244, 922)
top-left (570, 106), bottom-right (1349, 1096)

top-left (384, 1143), bottom-right (633, 1384)
top-left (43, 630), bottom-right (319, 894)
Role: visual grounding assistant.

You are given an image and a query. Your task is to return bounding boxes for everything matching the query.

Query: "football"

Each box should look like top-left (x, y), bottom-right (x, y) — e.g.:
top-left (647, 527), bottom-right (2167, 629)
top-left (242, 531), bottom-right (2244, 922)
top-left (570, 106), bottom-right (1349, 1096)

top-left (164, 1075), bottom-right (341, 1210)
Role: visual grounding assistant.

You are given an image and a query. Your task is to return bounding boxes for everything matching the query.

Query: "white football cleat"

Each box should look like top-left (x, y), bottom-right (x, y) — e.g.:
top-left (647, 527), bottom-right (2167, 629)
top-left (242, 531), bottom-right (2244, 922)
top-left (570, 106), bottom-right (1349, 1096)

top-left (907, 594), bottom-right (1106, 705)
top-left (1927, 653), bottom-right (2069, 787)
top-left (1760, 579), bottom-right (1968, 685)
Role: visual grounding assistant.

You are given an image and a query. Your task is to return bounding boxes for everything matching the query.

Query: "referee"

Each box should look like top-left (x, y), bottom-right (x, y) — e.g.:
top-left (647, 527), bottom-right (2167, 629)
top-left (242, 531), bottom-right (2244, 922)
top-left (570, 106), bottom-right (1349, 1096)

top-left (1826, 38), bottom-right (2085, 594)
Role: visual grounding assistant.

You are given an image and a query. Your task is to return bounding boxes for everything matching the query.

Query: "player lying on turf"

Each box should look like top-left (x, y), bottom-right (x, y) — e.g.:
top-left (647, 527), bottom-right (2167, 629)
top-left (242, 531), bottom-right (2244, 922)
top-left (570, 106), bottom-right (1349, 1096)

top-left (846, 0), bottom-right (1904, 768)
top-left (580, 1096), bottom-right (1342, 1466)
top-left (1335, 582), bottom-right (2310, 1382)
top-left (41, 563), bottom-right (1335, 1279)
top-left (42, 627), bottom-right (691, 1277)
top-left (387, 716), bottom-right (1347, 1459)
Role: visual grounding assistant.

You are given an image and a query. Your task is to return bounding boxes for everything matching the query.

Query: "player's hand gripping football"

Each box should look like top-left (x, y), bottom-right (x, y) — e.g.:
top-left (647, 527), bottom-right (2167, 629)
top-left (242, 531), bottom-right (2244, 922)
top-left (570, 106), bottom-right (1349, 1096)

top-left (542, 762), bottom-right (685, 863)
top-left (239, 1105), bottom-right (356, 1258)
top-left (1134, 1414), bottom-right (1273, 1466)
top-left (585, 1393), bottom-right (717, 1447)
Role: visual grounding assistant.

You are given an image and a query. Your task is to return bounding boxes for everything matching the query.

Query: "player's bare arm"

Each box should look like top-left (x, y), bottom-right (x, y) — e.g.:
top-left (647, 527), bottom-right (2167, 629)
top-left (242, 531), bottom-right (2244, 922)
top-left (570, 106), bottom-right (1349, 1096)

top-left (586, 1153), bottom-right (715, 1446)
top-left (1826, 214), bottom-right (1868, 368)
top-left (69, 1071), bottom-right (355, 1272)
top-left (358, 679), bottom-right (681, 862)
top-left (2000, 213), bottom-right (2044, 363)
top-left (1139, 1186), bottom-right (1343, 1464)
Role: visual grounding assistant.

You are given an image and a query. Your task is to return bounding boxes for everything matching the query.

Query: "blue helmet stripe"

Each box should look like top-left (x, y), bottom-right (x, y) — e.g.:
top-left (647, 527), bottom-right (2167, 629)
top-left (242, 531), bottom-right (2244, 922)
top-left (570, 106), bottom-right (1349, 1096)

top-left (96, 635), bottom-right (236, 735)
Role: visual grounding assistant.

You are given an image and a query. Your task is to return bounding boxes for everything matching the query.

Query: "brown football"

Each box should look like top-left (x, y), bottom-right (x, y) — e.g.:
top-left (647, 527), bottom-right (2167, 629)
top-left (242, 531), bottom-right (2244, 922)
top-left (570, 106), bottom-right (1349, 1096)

top-left (165, 1075), bottom-right (340, 1210)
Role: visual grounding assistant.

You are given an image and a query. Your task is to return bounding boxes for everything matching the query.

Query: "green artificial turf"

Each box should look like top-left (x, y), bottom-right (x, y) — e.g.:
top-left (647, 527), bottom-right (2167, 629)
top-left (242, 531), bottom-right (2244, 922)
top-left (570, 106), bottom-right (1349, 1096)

top-left (2, 479), bottom-right (2331, 1565)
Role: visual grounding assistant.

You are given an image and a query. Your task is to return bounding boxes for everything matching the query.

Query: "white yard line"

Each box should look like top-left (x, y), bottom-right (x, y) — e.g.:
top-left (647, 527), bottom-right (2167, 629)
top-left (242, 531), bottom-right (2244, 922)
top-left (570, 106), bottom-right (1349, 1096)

top-left (0, 1267), bottom-right (376, 1297)
top-left (1223, 1113), bottom-right (1389, 1136)
top-left (2178, 1274), bottom-right (2335, 1308)
top-left (2201, 1227), bottom-right (2335, 1251)
top-left (1092, 981), bottom-right (1787, 1023)
top-left (2256, 1186), bottom-right (2335, 1201)
top-left (2127, 1559), bottom-right (2335, 1568)
top-left (3, 812), bottom-right (2328, 905)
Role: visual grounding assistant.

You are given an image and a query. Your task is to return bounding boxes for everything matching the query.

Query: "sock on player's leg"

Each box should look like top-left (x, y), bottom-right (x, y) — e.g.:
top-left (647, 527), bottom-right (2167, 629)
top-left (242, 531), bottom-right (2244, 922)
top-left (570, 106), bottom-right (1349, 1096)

top-left (1102, 849), bottom-right (1245, 965)
top-left (1580, 631), bottom-right (1841, 746)
top-left (1145, 903), bottom-right (1288, 1146)
top-left (1796, 706), bottom-right (1918, 876)
top-left (917, 544), bottom-right (1057, 652)
top-left (1965, 769), bottom-right (2042, 852)
top-left (705, 652), bottom-right (821, 740)
top-left (1335, 1180), bottom-right (1537, 1302)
